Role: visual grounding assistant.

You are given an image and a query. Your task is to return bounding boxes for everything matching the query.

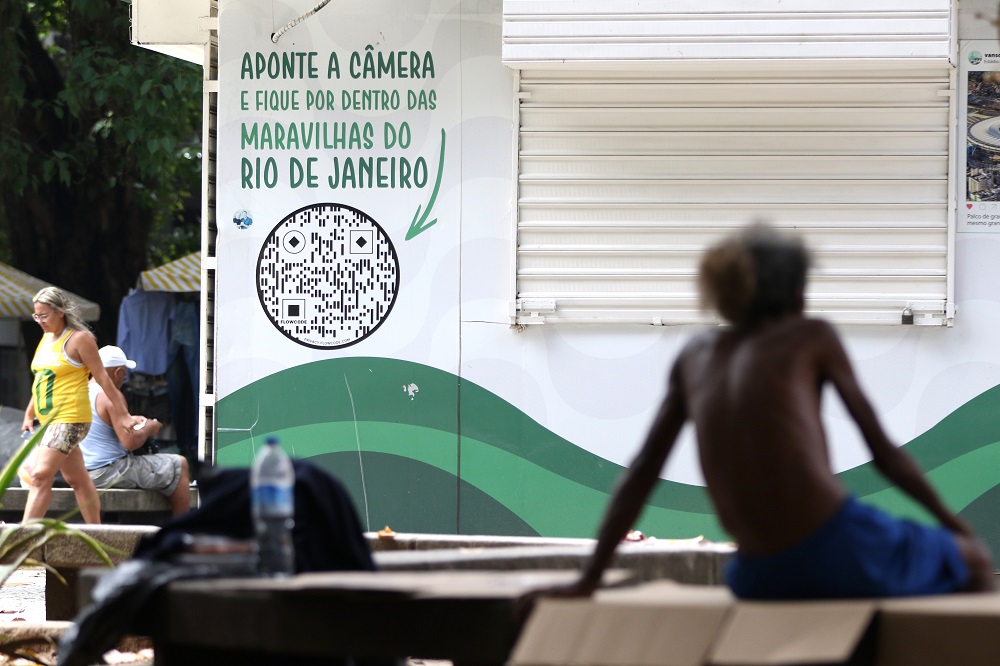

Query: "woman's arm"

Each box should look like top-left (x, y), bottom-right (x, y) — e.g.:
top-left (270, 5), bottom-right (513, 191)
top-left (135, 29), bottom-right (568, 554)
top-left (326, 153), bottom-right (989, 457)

top-left (70, 331), bottom-right (142, 436)
top-left (22, 395), bottom-right (36, 435)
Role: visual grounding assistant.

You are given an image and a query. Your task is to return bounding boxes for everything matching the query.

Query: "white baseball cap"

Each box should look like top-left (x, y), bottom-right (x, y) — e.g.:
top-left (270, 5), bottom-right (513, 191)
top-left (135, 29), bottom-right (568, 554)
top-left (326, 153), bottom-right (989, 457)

top-left (99, 345), bottom-right (137, 369)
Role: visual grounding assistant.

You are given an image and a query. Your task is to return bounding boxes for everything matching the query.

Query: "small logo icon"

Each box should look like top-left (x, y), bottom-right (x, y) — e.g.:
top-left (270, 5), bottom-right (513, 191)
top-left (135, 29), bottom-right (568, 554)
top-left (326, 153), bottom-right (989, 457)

top-left (969, 51), bottom-right (983, 66)
top-left (233, 210), bottom-right (253, 229)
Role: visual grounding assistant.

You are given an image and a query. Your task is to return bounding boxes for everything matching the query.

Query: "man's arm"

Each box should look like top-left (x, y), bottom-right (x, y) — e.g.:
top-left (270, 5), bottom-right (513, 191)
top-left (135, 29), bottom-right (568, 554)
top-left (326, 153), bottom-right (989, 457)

top-left (821, 322), bottom-right (971, 535)
top-left (571, 362), bottom-right (689, 595)
top-left (95, 391), bottom-right (162, 451)
top-left (70, 332), bottom-right (141, 435)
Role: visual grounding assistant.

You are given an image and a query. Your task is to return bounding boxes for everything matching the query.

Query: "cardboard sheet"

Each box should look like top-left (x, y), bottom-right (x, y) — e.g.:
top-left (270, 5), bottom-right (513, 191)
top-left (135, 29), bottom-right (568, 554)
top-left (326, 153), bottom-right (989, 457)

top-left (708, 601), bottom-right (875, 665)
top-left (511, 583), bottom-right (1000, 666)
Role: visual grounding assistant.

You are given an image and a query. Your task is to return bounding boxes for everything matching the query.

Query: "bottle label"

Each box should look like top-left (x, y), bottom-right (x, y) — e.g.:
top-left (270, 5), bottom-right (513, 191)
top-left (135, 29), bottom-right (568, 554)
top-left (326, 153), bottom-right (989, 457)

top-left (253, 485), bottom-right (294, 515)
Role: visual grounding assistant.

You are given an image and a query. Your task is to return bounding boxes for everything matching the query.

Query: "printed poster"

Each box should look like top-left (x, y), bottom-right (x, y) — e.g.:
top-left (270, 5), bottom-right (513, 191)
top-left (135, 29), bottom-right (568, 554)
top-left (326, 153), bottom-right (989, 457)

top-left (215, 0), bottom-right (462, 398)
top-left (960, 40), bottom-right (1000, 232)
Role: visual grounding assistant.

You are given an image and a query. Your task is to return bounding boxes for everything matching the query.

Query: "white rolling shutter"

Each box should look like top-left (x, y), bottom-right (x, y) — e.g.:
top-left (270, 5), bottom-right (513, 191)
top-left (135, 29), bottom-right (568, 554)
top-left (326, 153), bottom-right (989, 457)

top-left (502, 1), bottom-right (952, 64)
top-left (508, 2), bottom-right (956, 326)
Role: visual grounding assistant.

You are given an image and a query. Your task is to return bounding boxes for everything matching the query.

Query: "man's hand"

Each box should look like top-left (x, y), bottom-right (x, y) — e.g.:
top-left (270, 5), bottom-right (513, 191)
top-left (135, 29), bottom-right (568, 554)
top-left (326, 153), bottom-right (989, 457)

top-left (942, 514), bottom-right (976, 538)
top-left (515, 575), bottom-right (599, 625)
top-left (136, 417), bottom-right (163, 437)
top-left (120, 415), bottom-right (145, 433)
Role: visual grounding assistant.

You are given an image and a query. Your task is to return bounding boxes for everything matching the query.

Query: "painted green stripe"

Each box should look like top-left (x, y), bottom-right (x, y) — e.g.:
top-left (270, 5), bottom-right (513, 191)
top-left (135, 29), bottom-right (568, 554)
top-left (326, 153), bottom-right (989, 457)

top-left (216, 358), bottom-right (1000, 537)
top-left (856, 440), bottom-right (1000, 523)
top-left (215, 358), bottom-right (458, 450)
top-left (459, 435), bottom-right (727, 539)
top-left (459, 372), bottom-right (714, 513)
top-left (839, 384), bottom-right (1000, 493)
top-left (216, 357), bottom-right (713, 512)
top-left (216, 421), bottom-right (459, 475)
top-left (216, 420), bottom-right (725, 539)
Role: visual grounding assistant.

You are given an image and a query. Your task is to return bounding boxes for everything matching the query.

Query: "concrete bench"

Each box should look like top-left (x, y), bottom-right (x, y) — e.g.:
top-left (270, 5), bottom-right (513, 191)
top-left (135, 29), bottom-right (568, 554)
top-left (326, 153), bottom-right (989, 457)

top-left (365, 531), bottom-right (598, 551)
top-left (0, 486), bottom-right (198, 525)
top-left (10, 527), bottom-right (730, 621)
top-left (371, 537), bottom-right (735, 585)
top-left (1, 523), bottom-right (160, 620)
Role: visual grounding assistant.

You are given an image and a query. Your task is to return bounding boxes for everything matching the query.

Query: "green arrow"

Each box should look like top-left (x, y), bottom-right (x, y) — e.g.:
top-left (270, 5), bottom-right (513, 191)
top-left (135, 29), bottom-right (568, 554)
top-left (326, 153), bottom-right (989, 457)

top-left (406, 128), bottom-right (446, 240)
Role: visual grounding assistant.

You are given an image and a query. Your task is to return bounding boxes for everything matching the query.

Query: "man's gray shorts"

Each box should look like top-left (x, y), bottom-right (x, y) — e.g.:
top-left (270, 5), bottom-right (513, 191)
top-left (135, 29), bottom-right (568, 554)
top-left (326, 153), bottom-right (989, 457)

top-left (88, 454), bottom-right (183, 497)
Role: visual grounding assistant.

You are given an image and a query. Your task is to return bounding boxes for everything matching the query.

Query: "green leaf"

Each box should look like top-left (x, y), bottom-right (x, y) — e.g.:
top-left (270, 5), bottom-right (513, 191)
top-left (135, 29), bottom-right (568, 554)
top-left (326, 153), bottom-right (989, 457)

top-left (0, 524), bottom-right (50, 587)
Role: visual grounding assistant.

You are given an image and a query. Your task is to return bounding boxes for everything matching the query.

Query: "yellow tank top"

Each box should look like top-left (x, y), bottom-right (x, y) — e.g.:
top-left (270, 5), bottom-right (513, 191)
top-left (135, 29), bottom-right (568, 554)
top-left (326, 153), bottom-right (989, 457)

top-left (30, 329), bottom-right (92, 424)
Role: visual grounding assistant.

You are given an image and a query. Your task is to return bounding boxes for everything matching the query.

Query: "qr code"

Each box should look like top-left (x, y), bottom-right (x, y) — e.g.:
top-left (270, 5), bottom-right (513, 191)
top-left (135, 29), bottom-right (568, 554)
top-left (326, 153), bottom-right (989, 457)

top-left (256, 203), bottom-right (400, 349)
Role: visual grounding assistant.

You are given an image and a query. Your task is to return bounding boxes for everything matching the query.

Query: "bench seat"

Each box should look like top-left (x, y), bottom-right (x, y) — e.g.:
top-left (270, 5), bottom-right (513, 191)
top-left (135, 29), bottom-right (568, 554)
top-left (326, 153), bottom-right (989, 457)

top-left (0, 486), bottom-right (198, 525)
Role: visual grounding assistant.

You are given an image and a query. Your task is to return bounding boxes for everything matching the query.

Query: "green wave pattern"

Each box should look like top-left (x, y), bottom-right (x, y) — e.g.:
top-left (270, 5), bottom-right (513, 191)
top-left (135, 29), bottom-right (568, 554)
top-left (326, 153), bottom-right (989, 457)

top-left (216, 357), bottom-right (1000, 548)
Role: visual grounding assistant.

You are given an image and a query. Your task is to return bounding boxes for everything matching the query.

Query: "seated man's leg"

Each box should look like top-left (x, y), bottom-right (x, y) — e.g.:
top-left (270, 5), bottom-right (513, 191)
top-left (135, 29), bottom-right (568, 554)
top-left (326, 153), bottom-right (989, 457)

top-left (88, 457), bottom-right (133, 489)
top-left (92, 454), bottom-right (189, 515)
top-left (167, 456), bottom-right (192, 516)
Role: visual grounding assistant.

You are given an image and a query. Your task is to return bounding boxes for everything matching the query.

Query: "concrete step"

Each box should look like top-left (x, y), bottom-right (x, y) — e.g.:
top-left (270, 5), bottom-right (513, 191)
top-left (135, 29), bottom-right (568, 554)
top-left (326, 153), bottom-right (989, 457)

top-left (0, 486), bottom-right (199, 525)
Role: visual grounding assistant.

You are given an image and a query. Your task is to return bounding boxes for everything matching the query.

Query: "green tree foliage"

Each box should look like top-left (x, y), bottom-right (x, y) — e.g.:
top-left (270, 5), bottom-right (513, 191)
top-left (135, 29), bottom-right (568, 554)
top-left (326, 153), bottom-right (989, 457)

top-left (0, 0), bottom-right (202, 343)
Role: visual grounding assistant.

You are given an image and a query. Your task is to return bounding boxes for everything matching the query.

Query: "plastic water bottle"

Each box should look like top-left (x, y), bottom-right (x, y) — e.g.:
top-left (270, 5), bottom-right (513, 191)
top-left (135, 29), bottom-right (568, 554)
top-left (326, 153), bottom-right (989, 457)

top-left (251, 436), bottom-right (296, 577)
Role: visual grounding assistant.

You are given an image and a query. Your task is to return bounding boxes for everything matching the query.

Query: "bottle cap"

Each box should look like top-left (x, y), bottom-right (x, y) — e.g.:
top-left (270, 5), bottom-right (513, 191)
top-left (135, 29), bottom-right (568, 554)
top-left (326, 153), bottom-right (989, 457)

top-left (266, 436), bottom-right (278, 446)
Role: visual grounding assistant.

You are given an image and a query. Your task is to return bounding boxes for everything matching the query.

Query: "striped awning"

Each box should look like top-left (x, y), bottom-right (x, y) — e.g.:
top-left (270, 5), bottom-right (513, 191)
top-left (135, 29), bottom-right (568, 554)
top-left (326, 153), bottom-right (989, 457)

top-left (138, 252), bottom-right (200, 292)
top-left (0, 261), bottom-right (101, 320)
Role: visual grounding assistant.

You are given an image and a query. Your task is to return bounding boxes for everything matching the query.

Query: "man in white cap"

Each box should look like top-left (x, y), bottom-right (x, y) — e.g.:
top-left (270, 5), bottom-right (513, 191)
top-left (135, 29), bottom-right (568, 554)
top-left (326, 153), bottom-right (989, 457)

top-left (79, 346), bottom-right (191, 516)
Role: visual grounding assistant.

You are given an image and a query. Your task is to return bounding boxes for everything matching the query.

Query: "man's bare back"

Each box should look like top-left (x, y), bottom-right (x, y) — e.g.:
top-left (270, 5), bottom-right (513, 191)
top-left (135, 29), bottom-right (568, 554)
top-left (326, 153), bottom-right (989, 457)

top-left (676, 314), bottom-right (846, 554)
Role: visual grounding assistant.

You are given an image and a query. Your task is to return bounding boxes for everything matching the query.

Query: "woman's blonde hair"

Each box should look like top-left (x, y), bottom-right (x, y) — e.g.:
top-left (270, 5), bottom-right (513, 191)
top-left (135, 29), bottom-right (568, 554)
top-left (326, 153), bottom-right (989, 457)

top-left (33, 287), bottom-right (91, 333)
top-left (698, 224), bottom-right (809, 327)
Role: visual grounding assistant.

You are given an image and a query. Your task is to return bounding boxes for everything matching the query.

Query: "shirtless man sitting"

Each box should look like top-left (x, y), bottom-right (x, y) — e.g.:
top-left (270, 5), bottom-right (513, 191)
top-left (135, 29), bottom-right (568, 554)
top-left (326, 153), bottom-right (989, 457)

top-left (561, 224), bottom-right (994, 599)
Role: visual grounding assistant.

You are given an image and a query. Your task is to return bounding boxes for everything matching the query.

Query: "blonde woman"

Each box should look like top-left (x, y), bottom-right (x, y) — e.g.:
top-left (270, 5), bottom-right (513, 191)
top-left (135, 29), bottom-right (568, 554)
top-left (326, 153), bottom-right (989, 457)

top-left (21, 287), bottom-right (142, 523)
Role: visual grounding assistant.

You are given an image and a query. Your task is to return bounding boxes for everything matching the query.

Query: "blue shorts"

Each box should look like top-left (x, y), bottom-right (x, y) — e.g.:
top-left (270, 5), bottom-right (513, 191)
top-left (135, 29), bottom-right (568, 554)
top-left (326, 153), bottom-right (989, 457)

top-left (725, 497), bottom-right (968, 599)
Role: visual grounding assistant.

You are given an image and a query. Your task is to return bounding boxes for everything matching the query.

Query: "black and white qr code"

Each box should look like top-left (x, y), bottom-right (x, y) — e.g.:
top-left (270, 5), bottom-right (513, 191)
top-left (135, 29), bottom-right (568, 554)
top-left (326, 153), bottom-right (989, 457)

top-left (256, 203), bottom-right (400, 349)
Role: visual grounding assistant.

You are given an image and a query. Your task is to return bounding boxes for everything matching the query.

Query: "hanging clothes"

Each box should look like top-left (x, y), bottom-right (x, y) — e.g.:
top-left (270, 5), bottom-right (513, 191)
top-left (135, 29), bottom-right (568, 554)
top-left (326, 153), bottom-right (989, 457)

top-left (117, 290), bottom-right (176, 376)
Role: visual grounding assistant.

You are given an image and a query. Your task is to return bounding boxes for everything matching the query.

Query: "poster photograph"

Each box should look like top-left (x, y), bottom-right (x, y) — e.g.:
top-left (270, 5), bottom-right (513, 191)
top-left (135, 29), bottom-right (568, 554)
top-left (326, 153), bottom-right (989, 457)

top-left (960, 41), bottom-right (1000, 231)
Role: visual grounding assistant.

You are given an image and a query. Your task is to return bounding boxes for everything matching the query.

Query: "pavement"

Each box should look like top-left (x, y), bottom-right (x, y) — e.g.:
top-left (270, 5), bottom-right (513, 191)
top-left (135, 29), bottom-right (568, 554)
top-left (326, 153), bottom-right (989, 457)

top-left (1, 568), bottom-right (156, 664)
top-left (0, 566), bottom-right (45, 623)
